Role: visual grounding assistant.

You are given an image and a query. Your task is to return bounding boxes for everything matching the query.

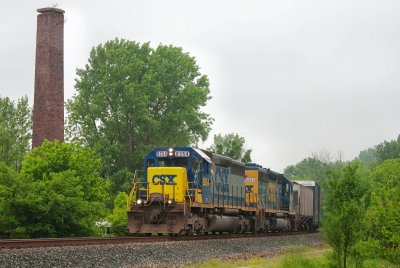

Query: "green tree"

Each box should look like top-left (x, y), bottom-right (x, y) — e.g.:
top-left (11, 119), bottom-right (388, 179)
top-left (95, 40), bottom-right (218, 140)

top-left (284, 152), bottom-right (346, 185)
top-left (359, 159), bottom-right (400, 263)
top-left (12, 141), bottom-right (109, 238)
top-left (375, 135), bottom-right (400, 162)
top-left (108, 168), bottom-right (133, 196)
top-left (358, 135), bottom-right (400, 167)
top-left (0, 163), bottom-right (21, 238)
top-left (0, 96), bottom-right (31, 170)
top-left (322, 161), bottom-right (368, 268)
top-left (358, 147), bottom-right (379, 168)
top-left (208, 133), bottom-right (252, 162)
top-left (106, 192), bottom-right (129, 236)
top-left (67, 39), bottom-right (213, 179)
top-left (284, 157), bottom-right (328, 182)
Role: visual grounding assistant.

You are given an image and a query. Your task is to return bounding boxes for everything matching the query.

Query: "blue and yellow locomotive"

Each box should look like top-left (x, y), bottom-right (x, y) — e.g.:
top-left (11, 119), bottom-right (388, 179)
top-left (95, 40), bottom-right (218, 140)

top-left (127, 146), bottom-right (320, 234)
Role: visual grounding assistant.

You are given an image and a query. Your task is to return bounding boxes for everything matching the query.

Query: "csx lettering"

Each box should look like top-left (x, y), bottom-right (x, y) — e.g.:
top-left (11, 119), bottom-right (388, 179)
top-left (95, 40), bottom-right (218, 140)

top-left (245, 185), bottom-right (254, 193)
top-left (152, 175), bottom-right (177, 185)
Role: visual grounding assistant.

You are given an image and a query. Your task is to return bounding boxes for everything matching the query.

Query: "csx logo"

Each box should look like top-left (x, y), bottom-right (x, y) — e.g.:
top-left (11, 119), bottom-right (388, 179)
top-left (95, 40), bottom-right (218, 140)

top-left (245, 185), bottom-right (254, 193)
top-left (152, 175), bottom-right (177, 185)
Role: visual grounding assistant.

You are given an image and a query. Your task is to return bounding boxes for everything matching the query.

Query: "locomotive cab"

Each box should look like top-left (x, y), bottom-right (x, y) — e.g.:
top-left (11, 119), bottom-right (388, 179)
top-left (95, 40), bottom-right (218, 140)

top-left (143, 147), bottom-right (212, 203)
top-left (127, 147), bottom-right (212, 234)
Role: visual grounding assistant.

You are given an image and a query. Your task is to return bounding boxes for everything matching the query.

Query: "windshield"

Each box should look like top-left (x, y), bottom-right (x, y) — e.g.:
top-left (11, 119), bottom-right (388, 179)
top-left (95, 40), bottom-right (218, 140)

top-left (158, 158), bottom-right (188, 168)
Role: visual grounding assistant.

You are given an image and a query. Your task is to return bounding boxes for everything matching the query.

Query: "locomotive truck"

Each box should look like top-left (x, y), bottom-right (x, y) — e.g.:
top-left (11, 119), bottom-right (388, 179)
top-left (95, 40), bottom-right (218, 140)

top-left (127, 146), bottom-right (320, 235)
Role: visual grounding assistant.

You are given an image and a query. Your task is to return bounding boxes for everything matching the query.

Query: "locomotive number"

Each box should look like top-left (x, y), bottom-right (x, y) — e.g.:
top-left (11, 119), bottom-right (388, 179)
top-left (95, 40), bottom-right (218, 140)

top-left (156, 151), bottom-right (168, 157)
top-left (175, 151), bottom-right (190, 157)
top-left (244, 177), bottom-right (256, 183)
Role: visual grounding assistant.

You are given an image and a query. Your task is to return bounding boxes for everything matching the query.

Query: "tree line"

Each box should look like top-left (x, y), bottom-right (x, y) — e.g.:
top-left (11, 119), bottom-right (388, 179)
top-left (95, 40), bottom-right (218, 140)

top-left (284, 136), bottom-right (400, 267)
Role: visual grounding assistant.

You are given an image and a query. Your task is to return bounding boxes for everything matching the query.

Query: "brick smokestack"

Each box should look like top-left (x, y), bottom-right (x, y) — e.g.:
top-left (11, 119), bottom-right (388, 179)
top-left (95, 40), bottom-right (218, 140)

top-left (32, 7), bottom-right (65, 148)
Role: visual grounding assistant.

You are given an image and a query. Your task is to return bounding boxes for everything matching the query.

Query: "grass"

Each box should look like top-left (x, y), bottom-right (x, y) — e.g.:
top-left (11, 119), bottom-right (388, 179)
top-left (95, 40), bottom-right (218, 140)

top-left (185, 245), bottom-right (329, 268)
top-left (186, 245), bottom-right (399, 268)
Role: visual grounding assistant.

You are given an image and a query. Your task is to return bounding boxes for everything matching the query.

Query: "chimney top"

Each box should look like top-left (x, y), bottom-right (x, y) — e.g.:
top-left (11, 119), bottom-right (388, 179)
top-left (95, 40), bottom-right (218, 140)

top-left (37, 7), bottom-right (65, 14)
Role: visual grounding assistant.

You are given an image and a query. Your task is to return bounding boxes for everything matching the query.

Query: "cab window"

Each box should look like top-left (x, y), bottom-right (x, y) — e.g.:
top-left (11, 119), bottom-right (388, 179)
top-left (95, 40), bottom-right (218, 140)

top-left (158, 158), bottom-right (187, 167)
top-left (175, 158), bottom-right (188, 167)
top-left (158, 159), bottom-right (173, 167)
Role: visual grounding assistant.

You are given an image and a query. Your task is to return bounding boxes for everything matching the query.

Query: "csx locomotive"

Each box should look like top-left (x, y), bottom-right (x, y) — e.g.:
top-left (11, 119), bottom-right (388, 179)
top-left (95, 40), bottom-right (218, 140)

top-left (127, 146), bottom-right (321, 235)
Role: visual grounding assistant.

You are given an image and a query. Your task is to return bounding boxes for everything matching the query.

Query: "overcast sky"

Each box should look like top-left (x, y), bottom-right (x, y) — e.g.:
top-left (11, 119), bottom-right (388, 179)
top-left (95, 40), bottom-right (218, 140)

top-left (1, 0), bottom-right (400, 172)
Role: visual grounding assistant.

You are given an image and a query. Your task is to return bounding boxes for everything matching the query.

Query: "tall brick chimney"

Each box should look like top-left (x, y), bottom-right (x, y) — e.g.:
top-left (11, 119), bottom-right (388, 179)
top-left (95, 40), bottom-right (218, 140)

top-left (32, 7), bottom-right (65, 148)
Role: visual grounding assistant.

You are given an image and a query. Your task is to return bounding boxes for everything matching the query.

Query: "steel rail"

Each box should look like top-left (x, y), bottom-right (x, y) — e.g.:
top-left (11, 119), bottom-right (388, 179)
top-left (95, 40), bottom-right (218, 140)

top-left (0, 231), bottom-right (317, 249)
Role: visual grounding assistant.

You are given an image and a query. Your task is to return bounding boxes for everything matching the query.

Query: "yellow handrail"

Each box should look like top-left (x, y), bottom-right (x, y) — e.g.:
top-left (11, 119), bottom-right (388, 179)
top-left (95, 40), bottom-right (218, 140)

top-left (185, 182), bottom-right (195, 213)
top-left (127, 182), bottom-right (137, 212)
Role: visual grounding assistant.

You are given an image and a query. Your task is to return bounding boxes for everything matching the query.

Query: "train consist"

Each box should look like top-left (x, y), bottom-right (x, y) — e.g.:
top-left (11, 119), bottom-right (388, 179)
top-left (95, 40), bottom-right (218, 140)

top-left (127, 146), bottom-right (321, 235)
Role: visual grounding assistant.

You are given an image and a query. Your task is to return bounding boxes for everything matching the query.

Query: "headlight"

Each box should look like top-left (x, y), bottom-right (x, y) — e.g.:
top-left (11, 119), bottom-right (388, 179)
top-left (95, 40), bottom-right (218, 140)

top-left (167, 199), bottom-right (173, 205)
top-left (136, 199), bottom-right (143, 205)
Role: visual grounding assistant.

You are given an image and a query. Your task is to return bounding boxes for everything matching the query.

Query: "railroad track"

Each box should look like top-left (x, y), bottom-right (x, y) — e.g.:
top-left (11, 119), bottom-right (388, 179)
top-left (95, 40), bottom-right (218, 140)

top-left (0, 231), bottom-right (317, 249)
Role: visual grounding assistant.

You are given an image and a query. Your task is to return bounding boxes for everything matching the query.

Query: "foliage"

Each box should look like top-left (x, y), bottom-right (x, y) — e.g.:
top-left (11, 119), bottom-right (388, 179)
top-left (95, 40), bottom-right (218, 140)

top-left (287, 136), bottom-right (400, 267)
top-left (207, 133), bottom-right (252, 162)
top-left (0, 163), bottom-right (20, 238)
top-left (108, 168), bottom-right (133, 197)
top-left (107, 192), bottom-right (129, 235)
top-left (375, 135), bottom-right (400, 162)
top-left (67, 39), bottom-right (213, 178)
top-left (284, 156), bottom-right (345, 185)
top-left (360, 159), bottom-right (400, 263)
top-left (369, 158), bottom-right (400, 187)
top-left (284, 157), bottom-right (328, 182)
top-left (358, 148), bottom-right (379, 168)
top-left (358, 135), bottom-right (400, 169)
top-left (0, 96), bottom-right (31, 171)
top-left (322, 161), bottom-right (369, 268)
top-left (11, 141), bottom-right (110, 238)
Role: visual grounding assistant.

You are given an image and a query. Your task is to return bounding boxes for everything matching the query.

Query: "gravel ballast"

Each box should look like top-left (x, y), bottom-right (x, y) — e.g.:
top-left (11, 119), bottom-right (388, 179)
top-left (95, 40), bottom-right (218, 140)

top-left (0, 233), bottom-right (323, 268)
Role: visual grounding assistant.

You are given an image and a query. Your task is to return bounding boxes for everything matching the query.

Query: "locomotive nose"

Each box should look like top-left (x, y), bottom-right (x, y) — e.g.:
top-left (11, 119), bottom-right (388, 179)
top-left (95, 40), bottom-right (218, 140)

top-left (147, 167), bottom-right (188, 203)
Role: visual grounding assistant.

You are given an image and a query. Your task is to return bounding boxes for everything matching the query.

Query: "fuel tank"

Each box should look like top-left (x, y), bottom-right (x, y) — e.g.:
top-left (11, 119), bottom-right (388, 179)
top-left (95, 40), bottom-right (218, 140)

top-left (270, 218), bottom-right (289, 231)
top-left (209, 215), bottom-right (239, 232)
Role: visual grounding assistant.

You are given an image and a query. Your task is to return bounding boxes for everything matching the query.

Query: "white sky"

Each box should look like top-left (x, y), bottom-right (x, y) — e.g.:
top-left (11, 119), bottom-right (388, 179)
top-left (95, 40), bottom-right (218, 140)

top-left (1, 0), bottom-right (400, 172)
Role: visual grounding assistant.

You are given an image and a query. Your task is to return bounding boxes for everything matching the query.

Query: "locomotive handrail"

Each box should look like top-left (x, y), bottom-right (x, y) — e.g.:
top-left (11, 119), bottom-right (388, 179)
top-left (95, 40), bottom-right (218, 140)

top-left (127, 182), bottom-right (137, 212)
top-left (126, 181), bottom-right (150, 211)
top-left (185, 181), bottom-right (196, 212)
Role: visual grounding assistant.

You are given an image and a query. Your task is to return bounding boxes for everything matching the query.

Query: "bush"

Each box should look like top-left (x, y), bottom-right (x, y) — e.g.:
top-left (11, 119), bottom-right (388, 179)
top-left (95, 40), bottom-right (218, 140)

top-left (11, 141), bottom-right (110, 238)
top-left (107, 192), bottom-right (129, 236)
